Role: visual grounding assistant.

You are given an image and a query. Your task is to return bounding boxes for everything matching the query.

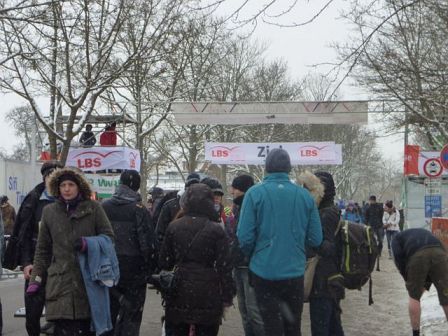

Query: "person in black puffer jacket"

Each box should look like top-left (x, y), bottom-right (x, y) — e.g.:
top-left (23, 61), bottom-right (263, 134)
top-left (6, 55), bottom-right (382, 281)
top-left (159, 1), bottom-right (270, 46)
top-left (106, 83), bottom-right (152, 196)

top-left (3, 160), bottom-right (63, 336)
top-left (306, 171), bottom-right (345, 336)
top-left (365, 195), bottom-right (385, 258)
top-left (159, 183), bottom-right (235, 336)
top-left (102, 170), bottom-right (156, 336)
top-left (229, 175), bottom-right (265, 336)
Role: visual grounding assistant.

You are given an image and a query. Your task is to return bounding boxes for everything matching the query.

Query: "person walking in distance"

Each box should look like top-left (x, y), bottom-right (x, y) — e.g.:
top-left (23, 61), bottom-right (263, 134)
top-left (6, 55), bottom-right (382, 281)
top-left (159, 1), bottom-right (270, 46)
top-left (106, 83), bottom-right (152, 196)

top-left (237, 149), bottom-right (323, 336)
top-left (3, 161), bottom-right (63, 336)
top-left (229, 174), bottom-right (265, 336)
top-left (365, 195), bottom-right (385, 270)
top-left (0, 195), bottom-right (16, 236)
top-left (391, 228), bottom-right (448, 336)
top-left (383, 200), bottom-right (400, 258)
top-left (102, 170), bottom-right (156, 336)
top-left (365, 196), bottom-right (384, 252)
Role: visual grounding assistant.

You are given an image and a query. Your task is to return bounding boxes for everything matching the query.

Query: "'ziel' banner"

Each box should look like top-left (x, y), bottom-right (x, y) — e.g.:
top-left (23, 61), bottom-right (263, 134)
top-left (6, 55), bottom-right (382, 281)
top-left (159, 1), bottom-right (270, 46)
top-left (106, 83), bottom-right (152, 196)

top-left (205, 142), bottom-right (342, 165)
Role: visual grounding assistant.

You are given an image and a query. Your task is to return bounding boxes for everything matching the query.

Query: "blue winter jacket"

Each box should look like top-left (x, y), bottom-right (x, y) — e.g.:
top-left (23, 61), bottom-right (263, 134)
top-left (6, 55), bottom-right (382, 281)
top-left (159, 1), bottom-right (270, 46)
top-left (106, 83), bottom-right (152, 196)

top-left (78, 234), bottom-right (120, 335)
top-left (237, 173), bottom-right (323, 280)
top-left (343, 210), bottom-right (361, 223)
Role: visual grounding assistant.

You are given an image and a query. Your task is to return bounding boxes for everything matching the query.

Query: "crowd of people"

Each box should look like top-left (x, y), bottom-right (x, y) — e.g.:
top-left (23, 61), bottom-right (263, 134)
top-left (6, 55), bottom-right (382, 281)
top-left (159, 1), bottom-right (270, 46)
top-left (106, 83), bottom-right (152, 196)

top-left (1, 149), bottom-right (448, 336)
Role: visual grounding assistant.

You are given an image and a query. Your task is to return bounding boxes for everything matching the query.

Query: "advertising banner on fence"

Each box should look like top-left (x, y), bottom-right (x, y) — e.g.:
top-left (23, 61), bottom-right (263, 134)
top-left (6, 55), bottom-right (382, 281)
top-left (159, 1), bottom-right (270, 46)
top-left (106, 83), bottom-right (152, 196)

top-left (66, 146), bottom-right (141, 172)
top-left (404, 145), bottom-right (448, 177)
top-left (85, 174), bottom-right (120, 198)
top-left (205, 142), bottom-right (342, 165)
top-left (431, 217), bottom-right (448, 248)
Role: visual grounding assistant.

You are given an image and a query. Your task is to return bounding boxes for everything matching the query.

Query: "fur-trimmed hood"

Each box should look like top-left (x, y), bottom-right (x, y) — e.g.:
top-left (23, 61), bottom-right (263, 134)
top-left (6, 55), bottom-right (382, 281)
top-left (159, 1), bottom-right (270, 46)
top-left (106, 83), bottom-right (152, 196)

top-left (298, 171), bottom-right (324, 204)
top-left (46, 167), bottom-right (92, 199)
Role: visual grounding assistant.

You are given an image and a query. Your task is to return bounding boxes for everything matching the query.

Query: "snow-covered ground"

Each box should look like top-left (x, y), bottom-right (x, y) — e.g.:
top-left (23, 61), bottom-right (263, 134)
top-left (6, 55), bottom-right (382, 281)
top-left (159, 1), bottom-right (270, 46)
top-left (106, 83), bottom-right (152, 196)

top-left (421, 287), bottom-right (448, 336)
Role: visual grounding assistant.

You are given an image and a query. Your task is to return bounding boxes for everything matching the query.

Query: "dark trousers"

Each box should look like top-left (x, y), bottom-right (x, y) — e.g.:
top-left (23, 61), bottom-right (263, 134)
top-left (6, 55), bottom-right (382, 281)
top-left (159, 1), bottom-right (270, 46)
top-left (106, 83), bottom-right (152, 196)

top-left (372, 227), bottom-right (384, 256)
top-left (309, 297), bottom-right (344, 336)
top-left (24, 279), bottom-right (45, 336)
top-left (165, 321), bottom-right (219, 336)
top-left (53, 319), bottom-right (94, 336)
top-left (106, 283), bottom-right (146, 336)
top-left (234, 268), bottom-right (265, 336)
top-left (251, 272), bottom-right (304, 336)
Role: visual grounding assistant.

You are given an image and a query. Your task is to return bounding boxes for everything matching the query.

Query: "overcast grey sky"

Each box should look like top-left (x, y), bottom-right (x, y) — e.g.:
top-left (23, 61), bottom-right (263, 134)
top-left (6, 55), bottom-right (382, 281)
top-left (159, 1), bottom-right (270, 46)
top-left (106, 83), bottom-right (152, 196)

top-left (0, 0), bottom-right (404, 164)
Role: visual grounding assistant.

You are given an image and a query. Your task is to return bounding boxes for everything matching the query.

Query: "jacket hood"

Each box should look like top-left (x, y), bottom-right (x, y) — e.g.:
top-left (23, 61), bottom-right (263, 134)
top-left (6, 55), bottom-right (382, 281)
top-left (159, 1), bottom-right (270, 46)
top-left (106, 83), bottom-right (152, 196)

top-left (314, 171), bottom-right (336, 206)
top-left (298, 171), bottom-right (324, 204)
top-left (180, 183), bottom-right (217, 219)
top-left (47, 167), bottom-right (92, 199)
top-left (265, 148), bottom-right (292, 173)
top-left (110, 184), bottom-right (141, 205)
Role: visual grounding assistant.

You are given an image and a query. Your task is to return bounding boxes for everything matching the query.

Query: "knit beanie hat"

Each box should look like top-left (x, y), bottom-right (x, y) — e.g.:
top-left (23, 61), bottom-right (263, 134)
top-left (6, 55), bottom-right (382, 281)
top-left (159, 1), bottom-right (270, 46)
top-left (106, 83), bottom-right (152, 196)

top-left (57, 173), bottom-right (80, 188)
top-left (265, 148), bottom-right (292, 173)
top-left (185, 172), bottom-right (201, 188)
top-left (201, 177), bottom-right (224, 196)
top-left (120, 170), bottom-right (141, 191)
top-left (41, 161), bottom-right (63, 180)
top-left (231, 175), bottom-right (255, 193)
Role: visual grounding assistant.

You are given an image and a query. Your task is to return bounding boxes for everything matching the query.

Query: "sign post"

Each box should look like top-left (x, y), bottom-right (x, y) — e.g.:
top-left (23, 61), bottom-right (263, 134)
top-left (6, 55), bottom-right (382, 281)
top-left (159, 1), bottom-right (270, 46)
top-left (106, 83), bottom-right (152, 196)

top-left (440, 144), bottom-right (448, 170)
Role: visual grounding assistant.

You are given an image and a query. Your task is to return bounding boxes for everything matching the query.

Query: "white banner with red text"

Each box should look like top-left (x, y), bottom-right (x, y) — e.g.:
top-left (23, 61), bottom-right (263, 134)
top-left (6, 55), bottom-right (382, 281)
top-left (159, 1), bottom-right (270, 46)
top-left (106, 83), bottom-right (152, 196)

top-left (66, 146), bottom-right (141, 172)
top-left (205, 142), bottom-right (342, 165)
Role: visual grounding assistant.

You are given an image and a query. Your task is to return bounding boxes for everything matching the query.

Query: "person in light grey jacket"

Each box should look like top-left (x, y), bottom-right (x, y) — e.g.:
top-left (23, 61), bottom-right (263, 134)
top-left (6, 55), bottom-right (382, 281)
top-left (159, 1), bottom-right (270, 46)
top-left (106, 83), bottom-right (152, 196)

top-left (382, 200), bottom-right (400, 258)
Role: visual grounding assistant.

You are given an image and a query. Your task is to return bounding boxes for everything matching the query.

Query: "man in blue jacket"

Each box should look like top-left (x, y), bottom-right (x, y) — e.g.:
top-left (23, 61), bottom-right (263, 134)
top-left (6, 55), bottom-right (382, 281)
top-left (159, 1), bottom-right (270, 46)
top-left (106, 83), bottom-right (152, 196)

top-left (237, 148), bottom-right (323, 336)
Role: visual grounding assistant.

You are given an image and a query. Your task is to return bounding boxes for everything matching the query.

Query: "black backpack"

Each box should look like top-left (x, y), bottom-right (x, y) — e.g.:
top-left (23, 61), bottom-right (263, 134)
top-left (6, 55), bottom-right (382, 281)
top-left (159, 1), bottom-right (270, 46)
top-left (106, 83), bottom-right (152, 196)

top-left (336, 220), bottom-right (378, 305)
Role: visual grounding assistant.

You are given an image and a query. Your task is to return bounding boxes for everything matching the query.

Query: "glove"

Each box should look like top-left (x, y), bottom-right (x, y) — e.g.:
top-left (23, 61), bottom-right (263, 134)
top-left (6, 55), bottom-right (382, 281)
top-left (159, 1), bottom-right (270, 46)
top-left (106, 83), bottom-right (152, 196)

top-left (26, 282), bottom-right (41, 295)
top-left (74, 237), bottom-right (87, 253)
top-left (327, 273), bottom-right (345, 299)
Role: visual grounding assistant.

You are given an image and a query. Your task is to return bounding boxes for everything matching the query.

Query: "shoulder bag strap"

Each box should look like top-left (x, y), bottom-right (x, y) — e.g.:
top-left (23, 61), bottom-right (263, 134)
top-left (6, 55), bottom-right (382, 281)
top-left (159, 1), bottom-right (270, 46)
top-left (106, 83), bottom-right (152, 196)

top-left (177, 217), bottom-right (208, 265)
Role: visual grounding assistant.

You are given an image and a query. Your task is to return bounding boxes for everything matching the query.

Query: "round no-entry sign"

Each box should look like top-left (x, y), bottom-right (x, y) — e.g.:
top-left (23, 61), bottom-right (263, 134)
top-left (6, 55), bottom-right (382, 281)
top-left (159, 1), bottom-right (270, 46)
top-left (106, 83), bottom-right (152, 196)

top-left (423, 158), bottom-right (443, 177)
top-left (440, 144), bottom-right (448, 170)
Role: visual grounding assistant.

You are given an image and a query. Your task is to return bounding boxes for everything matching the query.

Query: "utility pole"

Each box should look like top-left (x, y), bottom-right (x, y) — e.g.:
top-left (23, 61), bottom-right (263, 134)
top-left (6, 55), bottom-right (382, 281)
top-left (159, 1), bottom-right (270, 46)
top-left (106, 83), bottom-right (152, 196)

top-left (402, 104), bottom-right (409, 229)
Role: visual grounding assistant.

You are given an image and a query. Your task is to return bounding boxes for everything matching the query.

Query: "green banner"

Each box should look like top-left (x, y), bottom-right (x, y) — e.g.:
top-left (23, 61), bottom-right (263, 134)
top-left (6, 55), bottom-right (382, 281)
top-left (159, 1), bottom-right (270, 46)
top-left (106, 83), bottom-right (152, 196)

top-left (85, 174), bottom-right (120, 198)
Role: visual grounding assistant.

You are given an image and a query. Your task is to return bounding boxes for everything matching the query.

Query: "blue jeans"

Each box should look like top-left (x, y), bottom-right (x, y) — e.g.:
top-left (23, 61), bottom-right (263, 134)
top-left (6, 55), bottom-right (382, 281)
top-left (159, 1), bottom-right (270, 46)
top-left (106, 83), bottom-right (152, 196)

top-left (386, 230), bottom-right (399, 256)
top-left (309, 297), bottom-right (344, 336)
top-left (234, 268), bottom-right (265, 336)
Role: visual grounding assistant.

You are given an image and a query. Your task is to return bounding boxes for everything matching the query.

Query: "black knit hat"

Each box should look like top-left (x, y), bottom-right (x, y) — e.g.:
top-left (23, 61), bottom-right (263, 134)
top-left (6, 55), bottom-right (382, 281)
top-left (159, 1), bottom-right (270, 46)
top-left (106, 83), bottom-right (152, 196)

top-left (201, 177), bottom-right (224, 196)
top-left (265, 149), bottom-right (292, 173)
top-left (120, 170), bottom-right (141, 191)
top-left (57, 173), bottom-right (80, 188)
top-left (231, 175), bottom-right (254, 193)
top-left (185, 172), bottom-right (201, 188)
top-left (41, 161), bottom-right (63, 179)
